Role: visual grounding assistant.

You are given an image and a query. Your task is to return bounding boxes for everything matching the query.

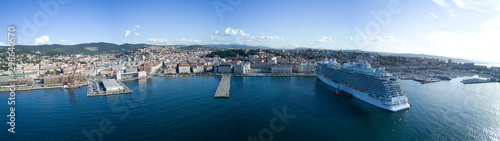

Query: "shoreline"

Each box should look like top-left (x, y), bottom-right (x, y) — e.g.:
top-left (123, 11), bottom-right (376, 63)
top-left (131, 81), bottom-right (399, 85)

top-left (2, 74), bottom-right (497, 92)
top-left (0, 82), bottom-right (89, 92)
top-left (159, 73), bottom-right (317, 77)
top-left (0, 74), bottom-right (316, 92)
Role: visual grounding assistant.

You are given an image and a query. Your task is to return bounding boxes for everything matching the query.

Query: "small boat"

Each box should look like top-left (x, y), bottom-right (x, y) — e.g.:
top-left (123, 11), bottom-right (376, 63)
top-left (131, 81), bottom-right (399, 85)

top-left (354, 86), bottom-right (359, 90)
top-left (335, 89), bottom-right (344, 96)
top-left (360, 89), bottom-right (366, 92)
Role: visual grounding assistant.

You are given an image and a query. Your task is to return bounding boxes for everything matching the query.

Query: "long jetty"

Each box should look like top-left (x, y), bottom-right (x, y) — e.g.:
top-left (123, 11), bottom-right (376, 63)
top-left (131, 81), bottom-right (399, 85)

top-left (214, 74), bottom-right (231, 98)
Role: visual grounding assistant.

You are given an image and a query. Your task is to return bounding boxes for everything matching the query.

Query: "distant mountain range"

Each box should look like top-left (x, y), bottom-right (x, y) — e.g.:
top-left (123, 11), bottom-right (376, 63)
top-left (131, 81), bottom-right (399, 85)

top-left (0, 43), bottom-right (273, 56)
top-left (0, 42), bottom-right (150, 56)
top-left (0, 42), bottom-right (475, 63)
top-left (204, 44), bottom-right (272, 49)
top-left (177, 44), bottom-right (271, 50)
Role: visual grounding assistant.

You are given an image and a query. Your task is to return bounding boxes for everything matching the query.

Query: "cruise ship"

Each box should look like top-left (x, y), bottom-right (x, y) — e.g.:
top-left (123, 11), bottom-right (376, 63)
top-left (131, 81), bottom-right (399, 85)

top-left (316, 59), bottom-right (410, 112)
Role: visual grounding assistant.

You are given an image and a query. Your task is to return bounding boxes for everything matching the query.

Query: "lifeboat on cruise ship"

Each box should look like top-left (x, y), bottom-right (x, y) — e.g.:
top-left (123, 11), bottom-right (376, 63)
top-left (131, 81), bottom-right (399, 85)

top-left (335, 89), bottom-right (343, 96)
top-left (354, 86), bottom-right (359, 90)
top-left (348, 84), bottom-right (353, 88)
top-left (360, 89), bottom-right (366, 92)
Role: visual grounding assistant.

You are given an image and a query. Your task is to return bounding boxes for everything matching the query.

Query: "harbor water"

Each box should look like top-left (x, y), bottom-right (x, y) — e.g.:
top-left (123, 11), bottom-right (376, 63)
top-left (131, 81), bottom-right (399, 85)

top-left (2, 76), bottom-right (499, 140)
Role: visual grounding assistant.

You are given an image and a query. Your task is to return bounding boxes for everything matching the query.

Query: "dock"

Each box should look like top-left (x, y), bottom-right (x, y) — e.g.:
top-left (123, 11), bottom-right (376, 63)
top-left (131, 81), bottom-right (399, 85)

top-left (87, 78), bottom-right (133, 97)
top-left (214, 74), bottom-right (231, 98)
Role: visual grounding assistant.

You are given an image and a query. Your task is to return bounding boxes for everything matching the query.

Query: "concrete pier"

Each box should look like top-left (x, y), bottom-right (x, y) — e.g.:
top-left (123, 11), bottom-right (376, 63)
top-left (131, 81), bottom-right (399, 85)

top-left (214, 74), bottom-right (231, 98)
top-left (87, 78), bottom-right (133, 97)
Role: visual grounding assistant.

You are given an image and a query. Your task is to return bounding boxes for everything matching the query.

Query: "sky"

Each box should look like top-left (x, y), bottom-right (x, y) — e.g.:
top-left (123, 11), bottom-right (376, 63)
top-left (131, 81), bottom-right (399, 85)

top-left (0, 0), bottom-right (499, 63)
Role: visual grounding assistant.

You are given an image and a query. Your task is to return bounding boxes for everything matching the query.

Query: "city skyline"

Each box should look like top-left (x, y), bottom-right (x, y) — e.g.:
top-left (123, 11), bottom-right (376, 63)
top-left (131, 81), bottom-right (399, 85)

top-left (0, 0), bottom-right (499, 63)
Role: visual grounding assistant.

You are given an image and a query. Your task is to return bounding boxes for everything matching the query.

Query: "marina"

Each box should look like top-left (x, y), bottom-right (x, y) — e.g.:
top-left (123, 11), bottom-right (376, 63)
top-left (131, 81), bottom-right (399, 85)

top-left (461, 78), bottom-right (499, 84)
top-left (87, 77), bottom-right (133, 96)
top-left (214, 74), bottom-right (231, 98)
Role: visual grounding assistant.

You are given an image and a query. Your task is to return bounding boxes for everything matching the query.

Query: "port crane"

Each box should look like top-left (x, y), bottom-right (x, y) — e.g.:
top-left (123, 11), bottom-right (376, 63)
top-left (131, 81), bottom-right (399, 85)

top-left (61, 63), bottom-right (81, 89)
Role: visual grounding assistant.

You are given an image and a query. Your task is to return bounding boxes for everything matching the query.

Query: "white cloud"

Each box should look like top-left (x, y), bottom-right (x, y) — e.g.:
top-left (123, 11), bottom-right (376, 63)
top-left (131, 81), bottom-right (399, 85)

top-left (340, 36), bottom-right (354, 42)
top-left (251, 35), bottom-right (284, 41)
top-left (347, 36), bottom-right (354, 41)
top-left (356, 36), bottom-right (399, 44)
top-left (125, 24), bottom-right (141, 38)
top-left (180, 38), bottom-right (201, 42)
top-left (125, 30), bottom-right (131, 37)
top-left (432, 0), bottom-right (500, 17)
top-left (432, 0), bottom-right (450, 7)
top-left (0, 42), bottom-right (4, 46)
top-left (429, 13), bottom-right (439, 19)
top-left (412, 21), bottom-right (419, 25)
top-left (314, 36), bottom-right (335, 43)
top-left (448, 9), bottom-right (460, 17)
top-left (148, 38), bottom-right (170, 45)
top-left (212, 27), bottom-right (284, 43)
top-left (290, 43), bottom-right (300, 47)
top-left (450, 0), bottom-right (483, 10)
top-left (214, 27), bottom-right (250, 37)
top-left (426, 16), bottom-right (500, 62)
top-left (59, 40), bottom-right (67, 44)
top-left (35, 35), bottom-right (51, 45)
top-left (178, 38), bottom-right (202, 45)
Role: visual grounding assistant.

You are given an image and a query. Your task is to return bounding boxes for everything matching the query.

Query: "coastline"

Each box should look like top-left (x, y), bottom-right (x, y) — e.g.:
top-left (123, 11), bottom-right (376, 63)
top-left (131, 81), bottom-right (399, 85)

top-left (0, 74), bottom-right (316, 92)
top-left (0, 82), bottom-right (89, 92)
top-left (159, 73), bottom-right (317, 77)
top-left (2, 73), bottom-right (497, 92)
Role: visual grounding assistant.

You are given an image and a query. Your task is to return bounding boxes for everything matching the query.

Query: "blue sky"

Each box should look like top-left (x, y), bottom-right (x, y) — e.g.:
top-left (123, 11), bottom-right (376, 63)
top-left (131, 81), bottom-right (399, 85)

top-left (0, 0), bottom-right (499, 63)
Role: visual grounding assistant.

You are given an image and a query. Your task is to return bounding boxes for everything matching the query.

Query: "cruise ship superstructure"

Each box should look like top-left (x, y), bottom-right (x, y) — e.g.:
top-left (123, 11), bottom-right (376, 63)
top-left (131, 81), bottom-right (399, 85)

top-left (316, 59), bottom-right (410, 112)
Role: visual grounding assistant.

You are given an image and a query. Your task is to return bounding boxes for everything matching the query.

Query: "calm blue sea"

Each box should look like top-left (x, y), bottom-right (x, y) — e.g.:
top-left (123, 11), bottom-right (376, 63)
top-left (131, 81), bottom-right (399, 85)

top-left (1, 76), bottom-right (499, 140)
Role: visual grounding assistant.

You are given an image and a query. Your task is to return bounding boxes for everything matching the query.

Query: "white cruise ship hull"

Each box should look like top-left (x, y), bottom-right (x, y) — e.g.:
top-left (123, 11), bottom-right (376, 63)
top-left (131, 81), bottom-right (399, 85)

top-left (317, 74), bottom-right (410, 112)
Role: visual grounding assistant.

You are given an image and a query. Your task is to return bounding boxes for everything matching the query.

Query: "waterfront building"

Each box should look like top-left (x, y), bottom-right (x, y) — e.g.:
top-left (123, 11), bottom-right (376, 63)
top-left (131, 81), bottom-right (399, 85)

top-left (217, 64), bottom-right (233, 73)
top-left (178, 63), bottom-right (191, 73)
top-left (234, 64), bottom-right (246, 74)
top-left (295, 63), bottom-right (316, 73)
top-left (144, 62), bottom-right (163, 75)
top-left (251, 62), bottom-right (273, 71)
top-left (191, 64), bottom-right (204, 73)
top-left (272, 65), bottom-right (293, 74)
top-left (101, 79), bottom-right (123, 92)
top-left (164, 66), bottom-right (177, 74)
top-left (204, 65), bottom-right (213, 72)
